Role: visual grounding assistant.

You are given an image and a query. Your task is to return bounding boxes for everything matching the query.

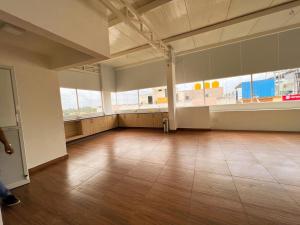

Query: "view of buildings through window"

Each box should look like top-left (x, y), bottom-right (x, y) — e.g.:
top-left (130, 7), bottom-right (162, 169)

top-left (111, 68), bottom-right (300, 111)
top-left (112, 86), bottom-right (168, 111)
top-left (60, 88), bottom-right (103, 118)
top-left (176, 68), bottom-right (300, 106)
top-left (60, 68), bottom-right (300, 117)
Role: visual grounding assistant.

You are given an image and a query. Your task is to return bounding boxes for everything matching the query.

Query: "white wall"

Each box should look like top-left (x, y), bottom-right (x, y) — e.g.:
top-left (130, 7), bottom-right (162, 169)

top-left (211, 109), bottom-right (300, 132)
top-left (176, 107), bottom-right (210, 129)
top-left (0, 44), bottom-right (67, 169)
top-left (175, 105), bottom-right (300, 132)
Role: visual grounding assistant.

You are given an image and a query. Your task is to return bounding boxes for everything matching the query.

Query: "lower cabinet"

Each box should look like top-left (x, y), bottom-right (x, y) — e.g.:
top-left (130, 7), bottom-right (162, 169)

top-left (64, 113), bottom-right (167, 142)
top-left (64, 114), bottom-right (118, 142)
top-left (118, 112), bottom-right (168, 128)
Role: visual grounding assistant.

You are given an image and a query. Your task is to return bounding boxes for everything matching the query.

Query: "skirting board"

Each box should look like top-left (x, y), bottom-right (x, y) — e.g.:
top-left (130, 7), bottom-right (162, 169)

top-left (177, 128), bottom-right (212, 131)
top-left (29, 154), bottom-right (69, 174)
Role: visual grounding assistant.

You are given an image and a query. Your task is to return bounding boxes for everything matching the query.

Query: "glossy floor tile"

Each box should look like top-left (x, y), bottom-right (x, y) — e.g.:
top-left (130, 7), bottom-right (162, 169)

top-left (2, 129), bottom-right (300, 225)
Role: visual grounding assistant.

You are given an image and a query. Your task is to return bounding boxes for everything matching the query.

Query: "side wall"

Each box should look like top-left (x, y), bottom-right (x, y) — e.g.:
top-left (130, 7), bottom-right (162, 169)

top-left (0, 44), bottom-right (67, 169)
top-left (176, 107), bottom-right (210, 129)
top-left (211, 109), bottom-right (300, 132)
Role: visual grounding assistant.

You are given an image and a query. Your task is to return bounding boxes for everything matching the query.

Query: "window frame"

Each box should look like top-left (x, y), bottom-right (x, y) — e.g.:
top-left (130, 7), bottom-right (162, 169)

top-left (60, 87), bottom-right (104, 121)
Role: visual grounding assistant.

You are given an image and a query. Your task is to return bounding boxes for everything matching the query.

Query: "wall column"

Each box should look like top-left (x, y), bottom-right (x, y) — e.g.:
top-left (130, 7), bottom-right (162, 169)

top-left (166, 47), bottom-right (177, 131)
top-left (98, 64), bottom-right (116, 115)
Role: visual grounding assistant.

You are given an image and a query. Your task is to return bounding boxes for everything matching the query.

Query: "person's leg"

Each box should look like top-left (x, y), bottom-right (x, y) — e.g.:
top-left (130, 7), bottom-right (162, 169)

top-left (0, 180), bottom-right (20, 206)
top-left (0, 180), bottom-right (10, 199)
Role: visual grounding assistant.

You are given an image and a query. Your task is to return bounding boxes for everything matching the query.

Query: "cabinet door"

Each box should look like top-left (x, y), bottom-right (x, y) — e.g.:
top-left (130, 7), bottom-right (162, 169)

top-left (81, 119), bottom-right (93, 135)
top-left (128, 113), bottom-right (138, 127)
top-left (138, 114), bottom-right (154, 127)
top-left (106, 116), bottom-right (113, 129)
top-left (153, 113), bottom-right (163, 128)
top-left (93, 117), bottom-right (106, 133)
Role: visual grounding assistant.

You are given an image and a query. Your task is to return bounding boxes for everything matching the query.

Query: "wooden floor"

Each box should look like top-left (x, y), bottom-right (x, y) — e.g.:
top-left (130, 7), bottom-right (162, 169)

top-left (2, 129), bottom-right (300, 225)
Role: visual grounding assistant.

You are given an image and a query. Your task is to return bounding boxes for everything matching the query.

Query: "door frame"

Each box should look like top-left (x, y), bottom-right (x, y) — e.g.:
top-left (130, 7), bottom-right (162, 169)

top-left (0, 65), bottom-right (30, 188)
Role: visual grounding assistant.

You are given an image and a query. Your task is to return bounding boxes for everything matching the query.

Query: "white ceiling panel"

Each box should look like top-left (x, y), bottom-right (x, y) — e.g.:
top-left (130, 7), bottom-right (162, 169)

top-left (102, 0), bottom-right (300, 68)
top-left (220, 19), bottom-right (257, 41)
top-left (248, 9), bottom-right (294, 35)
top-left (271, 0), bottom-right (294, 6)
top-left (283, 6), bottom-right (300, 26)
top-left (113, 23), bottom-right (146, 45)
top-left (109, 27), bottom-right (140, 54)
top-left (143, 0), bottom-right (190, 39)
top-left (170, 36), bottom-right (196, 53)
top-left (227, 0), bottom-right (273, 19)
top-left (109, 23), bottom-right (147, 54)
top-left (186, 0), bottom-right (230, 29)
top-left (193, 29), bottom-right (223, 48)
top-left (105, 48), bottom-right (160, 68)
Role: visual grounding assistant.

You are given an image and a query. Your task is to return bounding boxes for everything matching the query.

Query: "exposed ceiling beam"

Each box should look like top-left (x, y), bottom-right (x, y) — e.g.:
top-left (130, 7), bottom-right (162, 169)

top-left (108, 0), bottom-right (173, 27)
top-left (112, 21), bottom-right (300, 70)
top-left (100, 0), bottom-right (169, 57)
top-left (110, 0), bottom-right (300, 58)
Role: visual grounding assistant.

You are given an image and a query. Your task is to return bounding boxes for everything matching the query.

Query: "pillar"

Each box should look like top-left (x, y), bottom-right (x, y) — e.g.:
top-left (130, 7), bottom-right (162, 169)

top-left (166, 47), bottom-right (177, 131)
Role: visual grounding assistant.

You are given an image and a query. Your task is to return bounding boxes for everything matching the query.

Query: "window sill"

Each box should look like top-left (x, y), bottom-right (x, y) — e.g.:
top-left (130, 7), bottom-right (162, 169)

top-left (64, 112), bottom-right (105, 122)
top-left (210, 101), bottom-right (300, 112)
top-left (115, 108), bottom-right (168, 114)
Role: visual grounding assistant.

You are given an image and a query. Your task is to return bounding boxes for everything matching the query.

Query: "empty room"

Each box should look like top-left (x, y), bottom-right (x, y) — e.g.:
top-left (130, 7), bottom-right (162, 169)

top-left (1, 0), bottom-right (300, 224)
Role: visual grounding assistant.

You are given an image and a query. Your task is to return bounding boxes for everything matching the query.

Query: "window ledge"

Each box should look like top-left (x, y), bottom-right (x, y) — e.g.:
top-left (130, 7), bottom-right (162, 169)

top-left (115, 108), bottom-right (168, 114)
top-left (64, 113), bottom-right (105, 122)
top-left (210, 101), bottom-right (300, 112)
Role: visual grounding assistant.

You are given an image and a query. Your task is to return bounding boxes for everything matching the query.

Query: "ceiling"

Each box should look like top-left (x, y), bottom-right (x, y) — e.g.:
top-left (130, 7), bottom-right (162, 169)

top-left (101, 0), bottom-right (300, 68)
top-left (0, 20), bottom-right (93, 69)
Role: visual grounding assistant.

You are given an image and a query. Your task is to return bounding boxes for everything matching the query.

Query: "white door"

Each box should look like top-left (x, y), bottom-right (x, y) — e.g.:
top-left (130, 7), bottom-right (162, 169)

top-left (0, 66), bottom-right (29, 189)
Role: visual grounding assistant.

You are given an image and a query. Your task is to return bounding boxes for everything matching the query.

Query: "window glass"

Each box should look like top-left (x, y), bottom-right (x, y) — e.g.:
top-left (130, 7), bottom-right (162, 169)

top-left (139, 86), bottom-right (168, 109)
top-left (77, 89), bottom-right (102, 115)
top-left (116, 90), bottom-right (139, 110)
top-left (60, 88), bottom-right (103, 119)
top-left (176, 81), bottom-right (205, 107)
top-left (205, 75), bottom-right (251, 105)
top-left (60, 88), bottom-right (78, 117)
top-left (252, 69), bottom-right (300, 102)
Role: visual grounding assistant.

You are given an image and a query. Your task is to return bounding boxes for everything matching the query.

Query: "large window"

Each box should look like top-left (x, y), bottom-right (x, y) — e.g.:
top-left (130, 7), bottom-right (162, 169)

top-left (114, 90), bottom-right (139, 111)
top-left (175, 68), bottom-right (300, 108)
top-left (252, 69), bottom-right (300, 103)
top-left (77, 90), bottom-right (102, 115)
top-left (176, 81), bottom-right (205, 107)
top-left (60, 88), bottom-right (78, 117)
top-left (205, 75), bottom-right (251, 105)
top-left (111, 86), bottom-right (168, 111)
top-left (139, 86), bottom-right (168, 109)
top-left (60, 88), bottom-right (103, 119)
